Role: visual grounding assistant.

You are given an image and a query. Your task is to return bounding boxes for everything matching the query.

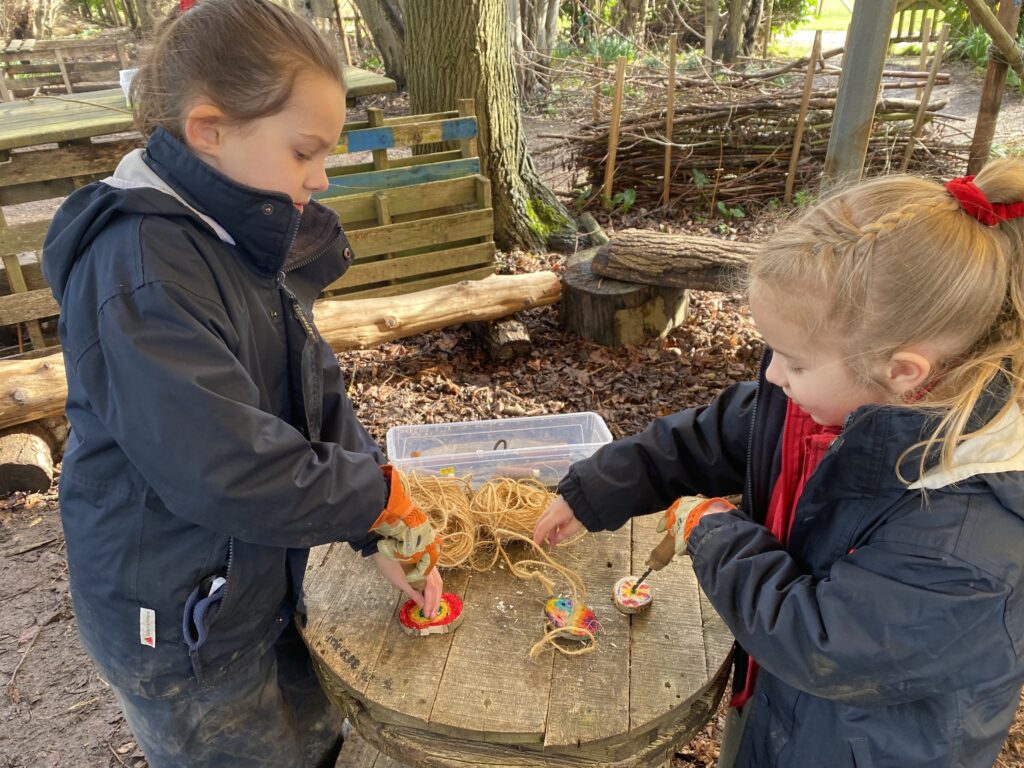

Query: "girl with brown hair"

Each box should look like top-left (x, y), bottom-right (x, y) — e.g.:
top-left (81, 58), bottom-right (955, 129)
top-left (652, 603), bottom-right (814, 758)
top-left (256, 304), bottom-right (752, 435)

top-left (42, 1), bottom-right (441, 765)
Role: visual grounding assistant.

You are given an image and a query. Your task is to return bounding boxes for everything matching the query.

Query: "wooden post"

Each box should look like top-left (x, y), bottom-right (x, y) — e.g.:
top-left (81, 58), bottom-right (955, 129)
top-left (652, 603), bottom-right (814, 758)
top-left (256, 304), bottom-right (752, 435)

top-left (821, 0), bottom-right (899, 192)
top-left (0, 58), bottom-right (10, 101)
top-left (704, 0), bottom-right (717, 62)
top-left (961, 0), bottom-right (1024, 82)
top-left (915, 16), bottom-right (931, 104)
top-left (366, 107), bottom-right (389, 170)
top-left (602, 56), bottom-right (626, 210)
top-left (761, 0), bottom-right (775, 59)
top-left (334, 0), bottom-right (352, 66)
top-left (900, 24), bottom-right (948, 171)
top-left (785, 30), bottom-right (822, 205)
top-left (662, 33), bottom-right (677, 207)
top-left (592, 83), bottom-right (600, 124)
top-left (116, 40), bottom-right (129, 70)
top-left (967, 0), bottom-right (1023, 175)
top-left (54, 48), bottom-right (74, 94)
top-left (457, 98), bottom-right (478, 159)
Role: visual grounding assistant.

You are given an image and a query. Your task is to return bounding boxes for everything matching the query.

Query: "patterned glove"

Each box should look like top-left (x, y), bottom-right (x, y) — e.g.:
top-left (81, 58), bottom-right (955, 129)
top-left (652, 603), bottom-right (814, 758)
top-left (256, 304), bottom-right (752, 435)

top-left (370, 466), bottom-right (441, 589)
top-left (656, 496), bottom-right (736, 557)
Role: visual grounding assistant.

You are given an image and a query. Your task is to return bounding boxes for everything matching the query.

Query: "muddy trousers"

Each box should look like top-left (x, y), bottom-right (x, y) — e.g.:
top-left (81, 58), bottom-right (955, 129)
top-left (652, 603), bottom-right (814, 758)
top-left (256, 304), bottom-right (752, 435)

top-left (111, 622), bottom-right (343, 768)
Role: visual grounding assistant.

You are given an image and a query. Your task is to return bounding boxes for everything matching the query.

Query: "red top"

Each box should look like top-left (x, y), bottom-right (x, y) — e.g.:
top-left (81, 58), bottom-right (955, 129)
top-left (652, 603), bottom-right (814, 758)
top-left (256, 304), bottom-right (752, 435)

top-left (730, 399), bottom-right (842, 708)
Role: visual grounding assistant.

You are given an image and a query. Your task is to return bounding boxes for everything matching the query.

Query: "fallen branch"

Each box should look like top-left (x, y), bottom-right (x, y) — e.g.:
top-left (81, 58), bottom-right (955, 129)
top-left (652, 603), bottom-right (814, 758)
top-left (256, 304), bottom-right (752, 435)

top-left (0, 273), bottom-right (561, 432)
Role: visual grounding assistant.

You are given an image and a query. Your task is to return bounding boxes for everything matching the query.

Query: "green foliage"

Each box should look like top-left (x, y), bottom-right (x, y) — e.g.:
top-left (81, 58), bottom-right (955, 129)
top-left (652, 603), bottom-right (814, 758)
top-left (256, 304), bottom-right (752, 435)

top-left (771, 0), bottom-right (818, 35)
top-left (611, 188), bottom-right (637, 214)
top-left (939, 0), bottom-right (1024, 91)
top-left (716, 200), bottom-right (745, 220)
top-left (793, 189), bottom-right (813, 207)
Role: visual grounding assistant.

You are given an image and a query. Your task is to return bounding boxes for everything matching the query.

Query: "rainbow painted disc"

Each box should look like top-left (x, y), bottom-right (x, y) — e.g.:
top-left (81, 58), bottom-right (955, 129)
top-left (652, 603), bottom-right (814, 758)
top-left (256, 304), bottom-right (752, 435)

top-left (398, 592), bottom-right (464, 636)
top-left (612, 576), bottom-right (653, 614)
top-left (544, 596), bottom-right (600, 642)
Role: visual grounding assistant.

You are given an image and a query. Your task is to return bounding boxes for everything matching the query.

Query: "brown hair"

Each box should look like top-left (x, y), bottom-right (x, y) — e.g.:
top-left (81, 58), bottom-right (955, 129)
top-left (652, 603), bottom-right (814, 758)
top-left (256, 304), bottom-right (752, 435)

top-left (130, 0), bottom-right (345, 139)
top-left (749, 158), bottom-right (1024, 478)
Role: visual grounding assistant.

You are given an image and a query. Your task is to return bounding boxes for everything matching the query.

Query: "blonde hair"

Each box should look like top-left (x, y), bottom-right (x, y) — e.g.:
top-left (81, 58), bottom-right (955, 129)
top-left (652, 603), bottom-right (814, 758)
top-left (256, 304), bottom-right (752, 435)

top-left (750, 158), bottom-right (1024, 478)
top-left (130, 0), bottom-right (345, 139)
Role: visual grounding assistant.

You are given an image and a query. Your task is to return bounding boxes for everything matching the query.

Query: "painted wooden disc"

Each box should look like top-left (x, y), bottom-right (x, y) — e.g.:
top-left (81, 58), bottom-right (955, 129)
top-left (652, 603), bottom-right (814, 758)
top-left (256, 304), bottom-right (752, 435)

top-left (543, 596), bottom-right (600, 643)
top-left (612, 576), bottom-right (653, 615)
top-left (398, 592), bottom-right (464, 636)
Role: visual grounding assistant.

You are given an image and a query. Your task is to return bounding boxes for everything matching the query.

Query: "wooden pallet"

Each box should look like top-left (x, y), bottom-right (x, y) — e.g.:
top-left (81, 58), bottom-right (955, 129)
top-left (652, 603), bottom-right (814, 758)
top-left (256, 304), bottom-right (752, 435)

top-left (0, 100), bottom-right (493, 357)
top-left (0, 36), bottom-right (132, 102)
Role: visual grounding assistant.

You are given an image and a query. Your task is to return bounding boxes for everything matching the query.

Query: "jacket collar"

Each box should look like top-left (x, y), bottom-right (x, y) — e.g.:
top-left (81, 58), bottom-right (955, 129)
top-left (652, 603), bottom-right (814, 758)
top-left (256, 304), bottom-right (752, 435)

top-left (140, 127), bottom-right (340, 277)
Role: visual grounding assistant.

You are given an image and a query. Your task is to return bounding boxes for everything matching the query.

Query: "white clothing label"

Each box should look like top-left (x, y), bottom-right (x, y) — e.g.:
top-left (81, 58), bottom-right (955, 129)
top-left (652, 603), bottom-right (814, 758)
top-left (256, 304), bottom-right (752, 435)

top-left (140, 607), bottom-right (156, 648)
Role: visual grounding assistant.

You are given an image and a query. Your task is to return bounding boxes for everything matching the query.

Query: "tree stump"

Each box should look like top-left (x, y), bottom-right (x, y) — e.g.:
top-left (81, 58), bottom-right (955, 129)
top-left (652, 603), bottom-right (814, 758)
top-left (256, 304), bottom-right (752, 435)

top-left (561, 249), bottom-right (689, 348)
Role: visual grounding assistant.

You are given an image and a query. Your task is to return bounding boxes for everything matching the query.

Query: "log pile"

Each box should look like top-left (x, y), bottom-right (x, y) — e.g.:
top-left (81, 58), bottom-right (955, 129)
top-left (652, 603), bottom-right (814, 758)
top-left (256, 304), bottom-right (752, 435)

top-left (564, 54), bottom-right (966, 212)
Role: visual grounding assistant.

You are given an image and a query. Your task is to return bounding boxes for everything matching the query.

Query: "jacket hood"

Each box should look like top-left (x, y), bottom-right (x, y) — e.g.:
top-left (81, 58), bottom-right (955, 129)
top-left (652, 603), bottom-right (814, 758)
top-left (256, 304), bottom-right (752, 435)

top-left (43, 128), bottom-right (349, 304)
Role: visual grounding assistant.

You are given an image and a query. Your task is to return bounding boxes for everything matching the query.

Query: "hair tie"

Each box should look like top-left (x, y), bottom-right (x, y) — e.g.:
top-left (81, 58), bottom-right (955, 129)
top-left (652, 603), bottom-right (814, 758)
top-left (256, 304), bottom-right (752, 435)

top-left (180, 0), bottom-right (196, 11)
top-left (945, 175), bottom-right (1024, 226)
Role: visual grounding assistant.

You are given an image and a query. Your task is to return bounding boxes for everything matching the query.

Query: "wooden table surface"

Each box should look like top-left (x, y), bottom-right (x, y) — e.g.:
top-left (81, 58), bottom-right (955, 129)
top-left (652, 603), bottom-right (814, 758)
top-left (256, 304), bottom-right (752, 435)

top-left (0, 66), bottom-right (396, 152)
top-left (302, 512), bottom-right (734, 768)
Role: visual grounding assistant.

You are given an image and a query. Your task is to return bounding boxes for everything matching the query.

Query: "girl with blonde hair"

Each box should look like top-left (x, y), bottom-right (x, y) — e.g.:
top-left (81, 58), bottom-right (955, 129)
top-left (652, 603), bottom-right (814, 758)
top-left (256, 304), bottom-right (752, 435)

top-left (536, 158), bottom-right (1024, 767)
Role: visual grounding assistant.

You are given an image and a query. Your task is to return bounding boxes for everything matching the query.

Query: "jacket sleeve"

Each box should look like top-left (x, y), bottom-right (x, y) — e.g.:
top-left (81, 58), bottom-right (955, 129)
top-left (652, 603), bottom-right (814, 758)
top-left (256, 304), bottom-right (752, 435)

top-left (73, 278), bottom-right (389, 550)
top-left (688, 499), bottom-right (1017, 706)
top-left (557, 381), bottom-right (756, 532)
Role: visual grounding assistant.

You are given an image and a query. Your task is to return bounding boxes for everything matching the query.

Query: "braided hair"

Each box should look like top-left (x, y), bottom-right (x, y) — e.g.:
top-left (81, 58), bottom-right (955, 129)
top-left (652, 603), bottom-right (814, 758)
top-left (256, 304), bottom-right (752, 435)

top-left (749, 158), bottom-right (1024, 477)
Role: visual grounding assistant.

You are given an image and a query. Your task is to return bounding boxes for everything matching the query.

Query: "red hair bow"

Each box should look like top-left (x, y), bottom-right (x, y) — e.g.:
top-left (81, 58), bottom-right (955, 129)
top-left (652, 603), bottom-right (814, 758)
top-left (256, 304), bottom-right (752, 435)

top-left (945, 175), bottom-right (1024, 226)
top-left (180, 0), bottom-right (196, 10)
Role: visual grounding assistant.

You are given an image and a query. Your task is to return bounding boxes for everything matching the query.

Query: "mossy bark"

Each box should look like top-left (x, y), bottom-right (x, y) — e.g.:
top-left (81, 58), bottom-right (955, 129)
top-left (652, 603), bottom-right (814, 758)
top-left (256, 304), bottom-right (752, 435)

top-left (405, 0), bottom-right (576, 252)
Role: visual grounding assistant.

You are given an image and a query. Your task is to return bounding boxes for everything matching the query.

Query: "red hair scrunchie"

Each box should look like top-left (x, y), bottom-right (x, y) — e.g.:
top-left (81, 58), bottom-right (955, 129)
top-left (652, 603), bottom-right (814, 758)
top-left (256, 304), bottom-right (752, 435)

top-left (180, 0), bottom-right (196, 11)
top-left (945, 175), bottom-right (1024, 226)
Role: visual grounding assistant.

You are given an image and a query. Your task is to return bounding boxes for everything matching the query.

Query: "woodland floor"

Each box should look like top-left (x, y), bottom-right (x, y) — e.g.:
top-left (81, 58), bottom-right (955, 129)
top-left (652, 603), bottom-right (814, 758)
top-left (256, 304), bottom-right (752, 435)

top-left (2, 42), bottom-right (1024, 768)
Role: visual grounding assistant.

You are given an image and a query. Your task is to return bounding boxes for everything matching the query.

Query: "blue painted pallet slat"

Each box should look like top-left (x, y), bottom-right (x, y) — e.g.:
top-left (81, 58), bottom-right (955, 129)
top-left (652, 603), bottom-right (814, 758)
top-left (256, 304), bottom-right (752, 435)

top-left (315, 158), bottom-right (481, 199)
top-left (341, 117), bottom-right (478, 154)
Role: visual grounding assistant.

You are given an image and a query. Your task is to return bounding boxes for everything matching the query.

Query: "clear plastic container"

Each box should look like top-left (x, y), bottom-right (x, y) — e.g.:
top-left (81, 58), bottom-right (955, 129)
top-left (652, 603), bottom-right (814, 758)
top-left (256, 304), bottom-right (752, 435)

top-left (386, 412), bottom-right (613, 487)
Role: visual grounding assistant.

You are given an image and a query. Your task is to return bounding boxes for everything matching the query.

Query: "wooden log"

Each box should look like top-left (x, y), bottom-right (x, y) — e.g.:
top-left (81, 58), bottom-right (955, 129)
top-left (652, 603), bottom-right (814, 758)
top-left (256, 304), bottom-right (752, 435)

top-left (0, 273), bottom-right (561, 431)
top-left (561, 249), bottom-right (689, 348)
top-left (591, 229), bottom-right (757, 292)
top-left (467, 318), bottom-right (531, 362)
top-left (0, 416), bottom-right (67, 494)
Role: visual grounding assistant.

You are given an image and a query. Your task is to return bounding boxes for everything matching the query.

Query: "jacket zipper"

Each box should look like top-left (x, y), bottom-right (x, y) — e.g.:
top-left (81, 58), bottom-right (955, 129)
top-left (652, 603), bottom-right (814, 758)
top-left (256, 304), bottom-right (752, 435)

top-left (283, 225), bottom-right (342, 275)
top-left (743, 348), bottom-right (768, 511)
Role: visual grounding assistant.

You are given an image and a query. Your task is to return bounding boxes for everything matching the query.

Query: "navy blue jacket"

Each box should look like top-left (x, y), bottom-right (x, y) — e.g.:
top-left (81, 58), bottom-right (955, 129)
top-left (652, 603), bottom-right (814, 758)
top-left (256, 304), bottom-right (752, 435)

top-left (558, 356), bottom-right (1024, 767)
top-left (43, 129), bottom-right (388, 696)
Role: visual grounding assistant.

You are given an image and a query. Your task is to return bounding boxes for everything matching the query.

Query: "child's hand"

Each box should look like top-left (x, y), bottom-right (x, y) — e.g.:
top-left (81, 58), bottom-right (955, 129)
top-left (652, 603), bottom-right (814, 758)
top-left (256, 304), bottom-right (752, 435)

top-left (658, 496), bottom-right (736, 556)
top-left (372, 552), bottom-right (444, 618)
top-left (533, 496), bottom-right (583, 547)
top-left (371, 466), bottom-right (441, 588)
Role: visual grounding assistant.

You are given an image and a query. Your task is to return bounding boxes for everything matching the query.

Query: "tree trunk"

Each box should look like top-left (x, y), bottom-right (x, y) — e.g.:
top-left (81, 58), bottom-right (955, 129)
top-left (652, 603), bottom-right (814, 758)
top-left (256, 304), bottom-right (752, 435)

top-left (743, 0), bottom-right (762, 54)
top-left (0, 273), bottom-right (561, 431)
top-left (406, 0), bottom-right (576, 252)
top-left (590, 229), bottom-right (757, 291)
top-left (352, 0), bottom-right (406, 87)
top-left (618, 0), bottom-right (649, 40)
top-left (135, 0), bottom-right (156, 32)
top-left (721, 0), bottom-right (748, 62)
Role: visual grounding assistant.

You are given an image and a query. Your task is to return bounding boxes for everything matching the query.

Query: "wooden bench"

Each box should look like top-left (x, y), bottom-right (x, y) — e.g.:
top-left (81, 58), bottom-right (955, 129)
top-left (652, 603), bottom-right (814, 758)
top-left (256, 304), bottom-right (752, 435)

top-left (0, 99), bottom-right (494, 356)
top-left (1, 36), bottom-right (133, 101)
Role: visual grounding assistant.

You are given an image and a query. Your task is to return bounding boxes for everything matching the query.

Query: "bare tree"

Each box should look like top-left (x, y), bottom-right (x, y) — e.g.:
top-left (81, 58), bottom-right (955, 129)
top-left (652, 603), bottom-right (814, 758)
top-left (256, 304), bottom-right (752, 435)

top-left (351, 0), bottom-right (405, 86)
top-left (406, 0), bottom-right (575, 251)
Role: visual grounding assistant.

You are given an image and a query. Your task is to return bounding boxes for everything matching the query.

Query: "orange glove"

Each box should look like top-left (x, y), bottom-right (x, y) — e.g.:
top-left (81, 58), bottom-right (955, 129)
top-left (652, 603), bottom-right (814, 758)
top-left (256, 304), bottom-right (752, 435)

top-left (370, 466), bottom-right (441, 589)
top-left (657, 496), bottom-right (736, 557)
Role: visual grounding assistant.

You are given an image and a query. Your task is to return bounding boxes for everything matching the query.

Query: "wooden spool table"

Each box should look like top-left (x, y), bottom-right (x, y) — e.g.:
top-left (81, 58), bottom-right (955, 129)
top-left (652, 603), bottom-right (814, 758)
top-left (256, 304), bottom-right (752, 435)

top-left (301, 513), bottom-right (734, 768)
